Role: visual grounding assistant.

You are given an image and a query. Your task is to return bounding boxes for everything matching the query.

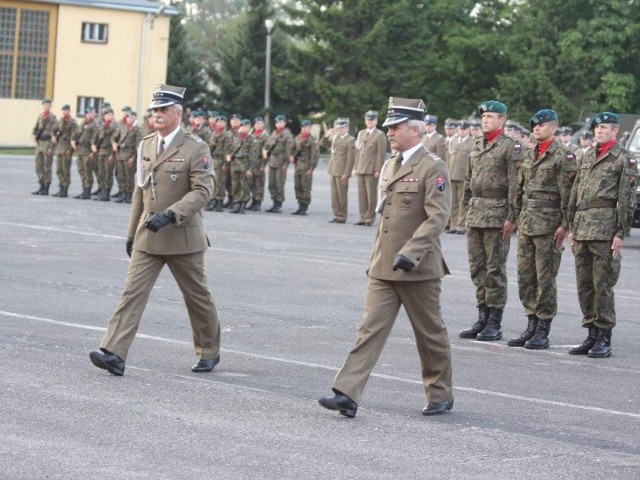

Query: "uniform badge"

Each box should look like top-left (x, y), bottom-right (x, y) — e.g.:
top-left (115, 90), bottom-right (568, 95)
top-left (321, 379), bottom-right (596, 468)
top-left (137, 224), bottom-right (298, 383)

top-left (629, 157), bottom-right (637, 167)
top-left (436, 176), bottom-right (446, 191)
top-left (514, 143), bottom-right (522, 153)
top-left (170, 174), bottom-right (178, 181)
top-left (202, 156), bottom-right (210, 169)
top-left (567, 153), bottom-right (575, 161)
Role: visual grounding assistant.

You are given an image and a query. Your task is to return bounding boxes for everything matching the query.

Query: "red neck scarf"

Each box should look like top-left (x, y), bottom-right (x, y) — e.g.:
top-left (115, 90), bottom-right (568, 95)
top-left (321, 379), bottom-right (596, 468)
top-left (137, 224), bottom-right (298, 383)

top-left (121, 116), bottom-right (128, 123)
top-left (484, 128), bottom-right (503, 145)
top-left (216, 126), bottom-right (226, 135)
top-left (127, 123), bottom-right (133, 130)
top-left (301, 132), bottom-right (310, 141)
top-left (596, 139), bottom-right (617, 160)
top-left (536, 139), bottom-right (553, 158)
top-left (276, 127), bottom-right (285, 136)
top-left (63, 113), bottom-right (72, 122)
top-left (42, 111), bottom-right (50, 118)
top-left (240, 132), bottom-right (248, 140)
top-left (254, 129), bottom-right (263, 137)
top-left (103, 120), bottom-right (112, 128)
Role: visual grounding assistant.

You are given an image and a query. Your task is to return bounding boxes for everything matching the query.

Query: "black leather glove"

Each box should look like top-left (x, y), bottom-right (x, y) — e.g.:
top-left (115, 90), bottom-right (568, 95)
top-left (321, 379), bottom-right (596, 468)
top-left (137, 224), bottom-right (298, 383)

top-left (392, 254), bottom-right (414, 272)
top-left (145, 211), bottom-right (176, 233)
top-left (126, 238), bottom-right (134, 258)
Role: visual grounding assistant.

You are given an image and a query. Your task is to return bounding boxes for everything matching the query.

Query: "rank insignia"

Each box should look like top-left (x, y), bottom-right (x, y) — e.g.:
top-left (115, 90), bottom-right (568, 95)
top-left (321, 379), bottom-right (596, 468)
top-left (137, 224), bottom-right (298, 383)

top-left (202, 156), bottom-right (210, 169)
top-left (436, 176), bottom-right (446, 191)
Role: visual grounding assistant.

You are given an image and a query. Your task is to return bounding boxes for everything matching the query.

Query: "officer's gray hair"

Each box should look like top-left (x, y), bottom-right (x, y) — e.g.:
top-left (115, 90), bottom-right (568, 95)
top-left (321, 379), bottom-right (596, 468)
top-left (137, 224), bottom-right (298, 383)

top-left (174, 104), bottom-right (183, 114)
top-left (407, 119), bottom-right (426, 137)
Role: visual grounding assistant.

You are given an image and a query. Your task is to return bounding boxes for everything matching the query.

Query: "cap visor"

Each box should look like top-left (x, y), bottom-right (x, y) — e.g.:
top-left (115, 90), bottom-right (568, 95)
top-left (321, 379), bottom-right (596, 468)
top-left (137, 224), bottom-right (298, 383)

top-left (148, 99), bottom-right (177, 109)
top-left (382, 115), bottom-right (409, 127)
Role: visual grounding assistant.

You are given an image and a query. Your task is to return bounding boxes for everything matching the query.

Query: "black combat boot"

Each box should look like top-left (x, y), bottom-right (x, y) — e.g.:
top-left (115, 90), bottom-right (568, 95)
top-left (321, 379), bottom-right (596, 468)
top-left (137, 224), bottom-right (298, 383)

top-left (271, 201), bottom-right (282, 213)
top-left (507, 315), bottom-right (538, 347)
top-left (32, 182), bottom-right (45, 195)
top-left (99, 187), bottom-right (111, 201)
top-left (52, 186), bottom-right (65, 197)
top-left (237, 202), bottom-right (246, 214)
top-left (246, 199), bottom-right (255, 210)
top-left (292, 203), bottom-right (304, 215)
top-left (204, 199), bottom-right (215, 211)
top-left (115, 191), bottom-right (127, 203)
top-left (230, 201), bottom-right (241, 214)
top-left (588, 328), bottom-right (612, 358)
top-left (251, 200), bottom-right (262, 211)
top-left (39, 183), bottom-right (50, 195)
top-left (524, 318), bottom-right (551, 350)
top-left (568, 326), bottom-right (598, 355)
top-left (265, 201), bottom-right (277, 212)
top-left (111, 190), bottom-right (122, 198)
top-left (299, 203), bottom-right (308, 215)
top-left (459, 304), bottom-right (490, 339)
top-left (226, 201), bottom-right (235, 210)
top-left (476, 308), bottom-right (503, 341)
top-left (79, 188), bottom-right (91, 199)
top-left (214, 200), bottom-right (224, 212)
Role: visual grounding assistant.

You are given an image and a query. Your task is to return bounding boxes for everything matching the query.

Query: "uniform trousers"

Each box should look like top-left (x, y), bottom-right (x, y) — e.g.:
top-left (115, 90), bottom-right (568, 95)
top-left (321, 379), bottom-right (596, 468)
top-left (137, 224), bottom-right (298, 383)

top-left (330, 176), bottom-right (349, 221)
top-left (231, 168), bottom-right (248, 202)
top-left (517, 233), bottom-right (562, 320)
top-left (466, 227), bottom-right (511, 309)
top-left (35, 140), bottom-right (54, 183)
top-left (76, 150), bottom-right (96, 190)
top-left (100, 249), bottom-right (221, 361)
top-left (356, 174), bottom-right (377, 224)
top-left (115, 152), bottom-right (136, 194)
top-left (268, 165), bottom-right (287, 202)
top-left (293, 168), bottom-right (313, 205)
top-left (247, 167), bottom-right (265, 202)
top-left (55, 147), bottom-right (73, 188)
top-left (573, 240), bottom-right (620, 329)
top-left (213, 157), bottom-right (228, 200)
top-left (332, 277), bottom-right (452, 405)
top-left (95, 152), bottom-right (111, 190)
top-left (449, 180), bottom-right (465, 231)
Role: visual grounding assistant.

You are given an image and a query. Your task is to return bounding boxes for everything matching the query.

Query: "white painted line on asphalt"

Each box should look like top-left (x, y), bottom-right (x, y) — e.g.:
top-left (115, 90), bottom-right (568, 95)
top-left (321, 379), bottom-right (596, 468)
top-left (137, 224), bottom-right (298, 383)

top-left (3, 309), bottom-right (640, 420)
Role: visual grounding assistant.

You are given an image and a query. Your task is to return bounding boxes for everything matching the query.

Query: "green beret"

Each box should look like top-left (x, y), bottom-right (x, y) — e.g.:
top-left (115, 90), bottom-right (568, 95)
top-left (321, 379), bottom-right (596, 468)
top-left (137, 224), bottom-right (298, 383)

top-left (85, 105), bottom-right (95, 114)
top-left (231, 113), bottom-right (242, 119)
top-left (590, 112), bottom-right (619, 129)
top-left (275, 114), bottom-right (286, 122)
top-left (218, 115), bottom-right (228, 123)
top-left (129, 111), bottom-right (137, 117)
top-left (301, 119), bottom-right (311, 127)
top-left (193, 110), bottom-right (204, 117)
top-left (479, 100), bottom-right (507, 115)
top-left (61, 104), bottom-right (71, 110)
top-left (121, 106), bottom-right (132, 112)
top-left (254, 116), bottom-right (264, 122)
top-left (241, 118), bottom-right (251, 126)
top-left (42, 99), bottom-right (52, 105)
top-left (530, 109), bottom-right (558, 128)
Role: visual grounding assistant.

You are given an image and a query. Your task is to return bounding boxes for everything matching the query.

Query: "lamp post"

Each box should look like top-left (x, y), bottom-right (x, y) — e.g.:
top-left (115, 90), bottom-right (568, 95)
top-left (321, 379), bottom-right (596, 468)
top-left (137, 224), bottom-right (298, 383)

top-left (264, 19), bottom-right (274, 130)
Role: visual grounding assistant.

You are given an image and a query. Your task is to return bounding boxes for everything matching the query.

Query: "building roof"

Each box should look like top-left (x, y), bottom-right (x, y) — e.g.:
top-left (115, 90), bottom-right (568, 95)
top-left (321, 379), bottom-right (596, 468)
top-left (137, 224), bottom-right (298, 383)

top-left (37, 0), bottom-right (179, 15)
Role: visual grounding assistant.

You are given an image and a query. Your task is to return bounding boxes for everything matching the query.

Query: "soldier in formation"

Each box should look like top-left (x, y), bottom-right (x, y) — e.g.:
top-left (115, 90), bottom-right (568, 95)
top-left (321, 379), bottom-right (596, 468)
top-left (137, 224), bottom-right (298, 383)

top-left (111, 111), bottom-right (143, 204)
top-left (447, 120), bottom-right (473, 234)
top-left (246, 116), bottom-right (269, 211)
top-left (290, 119), bottom-right (320, 215)
top-left (227, 119), bottom-right (253, 214)
top-left (31, 99), bottom-right (57, 195)
top-left (71, 106), bottom-right (99, 199)
top-left (263, 114), bottom-right (294, 213)
top-left (51, 104), bottom-right (78, 197)
top-left (91, 107), bottom-right (117, 201)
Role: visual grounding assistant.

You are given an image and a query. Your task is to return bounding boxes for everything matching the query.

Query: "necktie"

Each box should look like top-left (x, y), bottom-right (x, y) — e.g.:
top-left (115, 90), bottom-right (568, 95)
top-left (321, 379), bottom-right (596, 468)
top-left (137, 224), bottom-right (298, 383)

top-left (158, 138), bottom-right (165, 156)
top-left (390, 153), bottom-right (402, 176)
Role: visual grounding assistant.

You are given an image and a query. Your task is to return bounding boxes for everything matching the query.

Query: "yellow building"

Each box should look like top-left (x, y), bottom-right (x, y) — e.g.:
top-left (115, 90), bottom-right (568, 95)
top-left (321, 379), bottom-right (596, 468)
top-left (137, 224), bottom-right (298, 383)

top-left (0, 0), bottom-right (177, 146)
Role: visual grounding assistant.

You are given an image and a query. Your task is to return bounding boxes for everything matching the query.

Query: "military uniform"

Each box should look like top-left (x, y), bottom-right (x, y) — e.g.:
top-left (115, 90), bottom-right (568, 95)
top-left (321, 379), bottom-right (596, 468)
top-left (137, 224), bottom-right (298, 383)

top-left (208, 118), bottom-right (235, 211)
top-left (459, 100), bottom-right (523, 342)
top-left (448, 126), bottom-right (473, 233)
top-left (322, 118), bottom-right (355, 223)
top-left (72, 110), bottom-right (99, 199)
top-left (510, 109), bottom-right (578, 349)
top-left (92, 84), bottom-right (221, 374)
top-left (354, 111), bottom-right (387, 225)
top-left (31, 102), bottom-right (57, 195)
top-left (91, 115), bottom-right (117, 200)
top-left (111, 118), bottom-right (143, 204)
top-left (246, 124), bottom-right (269, 210)
top-left (228, 121), bottom-right (253, 213)
top-left (52, 107), bottom-right (78, 197)
top-left (291, 123), bottom-right (320, 214)
top-left (422, 130), bottom-right (446, 160)
top-left (566, 112), bottom-right (636, 358)
top-left (264, 116), bottom-right (294, 212)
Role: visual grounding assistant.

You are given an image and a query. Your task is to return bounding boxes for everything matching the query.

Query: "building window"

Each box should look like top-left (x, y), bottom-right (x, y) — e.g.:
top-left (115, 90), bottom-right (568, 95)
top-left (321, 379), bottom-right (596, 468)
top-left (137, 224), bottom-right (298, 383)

top-left (76, 96), bottom-right (104, 117)
top-left (82, 22), bottom-right (108, 44)
top-left (0, 2), bottom-right (56, 99)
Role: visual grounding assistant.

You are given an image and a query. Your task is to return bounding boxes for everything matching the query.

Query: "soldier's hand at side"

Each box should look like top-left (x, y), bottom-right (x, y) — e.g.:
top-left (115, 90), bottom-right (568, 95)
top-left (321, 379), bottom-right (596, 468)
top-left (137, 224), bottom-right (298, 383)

top-left (501, 220), bottom-right (514, 241)
top-left (340, 175), bottom-right (348, 186)
top-left (611, 236), bottom-right (623, 259)
top-left (126, 238), bottom-right (134, 258)
top-left (145, 211), bottom-right (176, 233)
top-left (553, 226), bottom-right (566, 250)
top-left (568, 233), bottom-right (575, 255)
top-left (392, 254), bottom-right (414, 272)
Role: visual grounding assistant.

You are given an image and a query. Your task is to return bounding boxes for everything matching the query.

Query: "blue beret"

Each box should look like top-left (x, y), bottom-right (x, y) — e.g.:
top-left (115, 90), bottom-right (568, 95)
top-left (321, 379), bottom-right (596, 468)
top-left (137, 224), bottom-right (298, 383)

top-left (530, 109), bottom-right (558, 128)
top-left (479, 100), bottom-right (507, 115)
top-left (275, 114), bottom-right (286, 122)
top-left (590, 112), bottom-right (619, 129)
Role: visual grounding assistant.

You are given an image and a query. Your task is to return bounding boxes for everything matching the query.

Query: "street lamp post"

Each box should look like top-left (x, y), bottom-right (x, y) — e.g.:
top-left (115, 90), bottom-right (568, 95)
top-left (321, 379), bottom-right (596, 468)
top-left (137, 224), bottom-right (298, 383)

top-left (264, 19), bottom-right (274, 130)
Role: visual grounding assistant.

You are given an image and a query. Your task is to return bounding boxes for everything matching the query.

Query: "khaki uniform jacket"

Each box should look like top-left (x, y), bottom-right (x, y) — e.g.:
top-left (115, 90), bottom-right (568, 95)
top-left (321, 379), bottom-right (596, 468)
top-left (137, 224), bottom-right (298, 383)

top-left (53, 116), bottom-right (78, 153)
top-left (73, 119), bottom-right (98, 153)
top-left (249, 130), bottom-right (269, 170)
top-left (422, 131), bottom-right (445, 160)
top-left (92, 122), bottom-right (117, 154)
top-left (567, 142), bottom-right (636, 241)
top-left (292, 134), bottom-right (320, 171)
top-left (449, 135), bottom-right (473, 181)
top-left (324, 134), bottom-right (355, 177)
top-left (112, 125), bottom-right (143, 159)
top-left (265, 129), bottom-right (294, 168)
top-left (370, 146), bottom-right (451, 281)
top-left (354, 128), bottom-right (387, 175)
top-left (128, 128), bottom-right (214, 255)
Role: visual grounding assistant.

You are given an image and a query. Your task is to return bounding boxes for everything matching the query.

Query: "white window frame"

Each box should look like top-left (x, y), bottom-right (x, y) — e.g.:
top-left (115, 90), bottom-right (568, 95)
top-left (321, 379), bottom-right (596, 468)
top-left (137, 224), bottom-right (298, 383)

top-left (81, 22), bottom-right (108, 44)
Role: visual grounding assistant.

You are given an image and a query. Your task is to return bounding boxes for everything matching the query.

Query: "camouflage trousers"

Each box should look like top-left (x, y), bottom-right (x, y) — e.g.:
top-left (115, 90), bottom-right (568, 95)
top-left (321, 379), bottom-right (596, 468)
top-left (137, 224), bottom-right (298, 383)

top-left (95, 152), bottom-right (115, 190)
top-left (517, 233), bottom-right (562, 320)
top-left (213, 157), bottom-right (228, 201)
top-left (467, 227), bottom-right (510, 309)
top-left (268, 165), bottom-right (288, 203)
top-left (293, 168), bottom-right (313, 205)
top-left (77, 150), bottom-right (97, 190)
top-left (574, 240), bottom-right (621, 329)
top-left (55, 148), bottom-right (73, 188)
top-left (115, 153), bottom-right (136, 194)
top-left (231, 169), bottom-right (249, 203)
top-left (35, 140), bottom-right (54, 183)
top-left (246, 167), bottom-right (265, 202)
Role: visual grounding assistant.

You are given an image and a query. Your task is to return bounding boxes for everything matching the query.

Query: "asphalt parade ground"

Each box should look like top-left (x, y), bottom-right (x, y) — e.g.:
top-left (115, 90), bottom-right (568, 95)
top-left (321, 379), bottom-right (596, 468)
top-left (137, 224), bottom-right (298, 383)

top-left (1, 154), bottom-right (639, 479)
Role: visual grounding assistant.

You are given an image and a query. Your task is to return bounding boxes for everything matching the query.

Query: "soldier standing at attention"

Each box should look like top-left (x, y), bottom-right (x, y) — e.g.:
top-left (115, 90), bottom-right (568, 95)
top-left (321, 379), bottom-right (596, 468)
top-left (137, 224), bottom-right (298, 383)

top-left (318, 97), bottom-right (453, 417)
top-left (91, 108), bottom-right (117, 201)
top-left (89, 84), bottom-right (221, 376)
top-left (354, 110), bottom-right (387, 226)
top-left (575, 131), bottom-right (593, 164)
top-left (51, 104), bottom-right (78, 198)
top-left (246, 116), bottom-right (269, 211)
top-left (71, 106), bottom-right (99, 199)
top-left (111, 111), bottom-right (143, 204)
top-left (459, 100), bottom-right (523, 341)
top-left (470, 121), bottom-right (483, 139)
top-left (508, 109), bottom-right (577, 349)
top-left (228, 119), bottom-right (253, 214)
top-left (560, 127), bottom-right (578, 153)
top-left (290, 119), bottom-right (320, 215)
top-left (263, 114), bottom-right (294, 213)
top-left (447, 120), bottom-right (473, 234)
top-left (31, 99), bottom-right (57, 195)
top-left (566, 112), bottom-right (636, 358)
top-left (422, 115), bottom-right (446, 160)
top-left (322, 118), bottom-right (355, 223)
top-left (206, 115), bottom-right (234, 212)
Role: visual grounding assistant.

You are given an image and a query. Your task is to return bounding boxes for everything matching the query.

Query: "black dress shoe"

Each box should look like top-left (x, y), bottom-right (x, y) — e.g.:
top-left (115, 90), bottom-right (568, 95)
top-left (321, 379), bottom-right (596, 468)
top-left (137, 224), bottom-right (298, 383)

top-left (422, 397), bottom-right (454, 416)
top-left (191, 355), bottom-right (220, 372)
top-left (354, 221), bottom-right (366, 225)
top-left (89, 350), bottom-right (125, 376)
top-left (318, 392), bottom-right (357, 418)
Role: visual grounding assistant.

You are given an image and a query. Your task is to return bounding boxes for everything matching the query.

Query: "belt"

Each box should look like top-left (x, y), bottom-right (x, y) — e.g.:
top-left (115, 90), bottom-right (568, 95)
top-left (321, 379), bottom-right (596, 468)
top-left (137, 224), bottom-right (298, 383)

top-left (527, 199), bottom-right (560, 208)
top-left (473, 189), bottom-right (507, 199)
top-left (576, 199), bottom-right (617, 211)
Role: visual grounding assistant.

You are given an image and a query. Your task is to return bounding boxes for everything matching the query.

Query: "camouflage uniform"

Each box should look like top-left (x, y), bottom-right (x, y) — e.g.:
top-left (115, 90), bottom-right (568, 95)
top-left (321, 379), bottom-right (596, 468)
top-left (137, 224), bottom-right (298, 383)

top-left (52, 113), bottom-right (78, 195)
top-left (567, 142), bottom-right (636, 331)
top-left (91, 121), bottom-right (117, 199)
top-left (31, 111), bottom-right (58, 193)
top-left (72, 117), bottom-right (99, 197)
top-left (264, 128), bottom-right (294, 205)
top-left (229, 132), bottom-right (253, 211)
top-left (515, 141), bottom-right (576, 322)
top-left (111, 123), bottom-right (143, 202)
top-left (246, 129), bottom-right (269, 209)
top-left (209, 128), bottom-right (235, 206)
top-left (291, 132), bottom-right (320, 211)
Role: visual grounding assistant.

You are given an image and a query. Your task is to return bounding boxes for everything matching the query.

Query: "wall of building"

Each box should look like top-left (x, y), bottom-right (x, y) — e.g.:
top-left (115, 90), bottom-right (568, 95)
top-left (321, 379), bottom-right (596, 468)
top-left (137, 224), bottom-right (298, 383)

top-left (1, 3), bottom-right (171, 146)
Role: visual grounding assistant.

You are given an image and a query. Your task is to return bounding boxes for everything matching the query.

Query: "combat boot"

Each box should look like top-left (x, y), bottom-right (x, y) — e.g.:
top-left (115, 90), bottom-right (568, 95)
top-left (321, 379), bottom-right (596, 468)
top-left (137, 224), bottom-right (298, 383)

top-left (230, 201), bottom-right (241, 214)
top-left (588, 328), bottom-right (612, 358)
top-left (115, 191), bottom-right (127, 203)
top-left (568, 326), bottom-right (598, 355)
top-left (39, 183), bottom-right (50, 195)
top-left (78, 188), bottom-right (91, 199)
top-left (52, 186), bottom-right (65, 197)
top-left (271, 201), bottom-right (282, 213)
top-left (507, 315), bottom-right (538, 347)
top-left (292, 203), bottom-right (304, 215)
top-left (223, 196), bottom-right (233, 208)
top-left (32, 182), bottom-right (45, 195)
top-left (123, 192), bottom-right (132, 204)
top-left (237, 202), bottom-right (246, 214)
top-left (59, 186), bottom-right (68, 198)
top-left (214, 200), bottom-right (224, 212)
top-left (97, 187), bottom-right (110, 201)
top-left (226, 200), bottom-right (236, 210)
top-left (251, 200), bottom-right (262, 211)
top-left (524, 318), bottom-right (551, 350)
top-left (459, 304), bottom-right (490, 339)
top-left (204, 199), bottom-right (215, 211)
top-left (476, 308), bottom-right (503, 341)
top-left (246, 199), bottom-right (255, 210)
top-left (299, 203), bottom-right (308, 215)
